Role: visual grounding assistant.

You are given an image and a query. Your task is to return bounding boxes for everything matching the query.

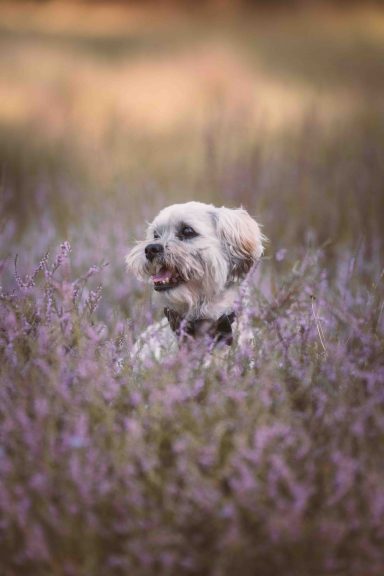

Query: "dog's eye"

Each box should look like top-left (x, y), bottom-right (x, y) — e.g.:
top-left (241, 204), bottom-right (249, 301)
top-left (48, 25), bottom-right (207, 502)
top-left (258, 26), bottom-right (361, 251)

top-left (179, 225), bottom-right (198, 240)
top-left (153, 231), bottom-right (160, 240)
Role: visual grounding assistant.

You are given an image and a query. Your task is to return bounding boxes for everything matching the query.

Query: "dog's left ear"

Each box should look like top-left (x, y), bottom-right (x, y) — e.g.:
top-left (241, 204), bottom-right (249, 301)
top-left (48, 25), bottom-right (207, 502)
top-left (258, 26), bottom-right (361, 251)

top-left (214, 206), bottom-right (264, 280)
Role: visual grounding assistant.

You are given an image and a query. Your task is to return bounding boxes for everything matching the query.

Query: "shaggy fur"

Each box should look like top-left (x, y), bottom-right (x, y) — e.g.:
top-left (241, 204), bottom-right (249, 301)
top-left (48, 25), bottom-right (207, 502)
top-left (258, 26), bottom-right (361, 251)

top-left (126, 201), bottom-right (265, 362)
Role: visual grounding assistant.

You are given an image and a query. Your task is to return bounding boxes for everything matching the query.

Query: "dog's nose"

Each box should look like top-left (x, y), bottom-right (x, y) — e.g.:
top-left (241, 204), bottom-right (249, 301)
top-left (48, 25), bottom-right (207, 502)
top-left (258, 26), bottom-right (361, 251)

top-left (145, 243), bottom-right (164, 261)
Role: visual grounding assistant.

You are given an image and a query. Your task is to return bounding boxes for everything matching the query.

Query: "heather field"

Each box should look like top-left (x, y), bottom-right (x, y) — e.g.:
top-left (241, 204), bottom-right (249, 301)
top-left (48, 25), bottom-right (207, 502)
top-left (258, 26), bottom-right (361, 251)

top-left (0, 3), bottom-right (384, 575)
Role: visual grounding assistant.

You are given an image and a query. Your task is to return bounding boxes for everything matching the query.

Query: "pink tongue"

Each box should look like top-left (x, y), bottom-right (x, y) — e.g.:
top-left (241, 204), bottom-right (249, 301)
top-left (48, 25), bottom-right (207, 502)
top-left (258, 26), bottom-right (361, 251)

top-left (152, 270), bottom-right (172, 283)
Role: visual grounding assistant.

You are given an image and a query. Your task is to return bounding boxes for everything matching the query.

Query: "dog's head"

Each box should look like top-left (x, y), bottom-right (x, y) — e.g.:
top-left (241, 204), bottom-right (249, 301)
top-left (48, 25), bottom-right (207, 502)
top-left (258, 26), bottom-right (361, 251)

top-left (126, 201), bottom-right (264, 312)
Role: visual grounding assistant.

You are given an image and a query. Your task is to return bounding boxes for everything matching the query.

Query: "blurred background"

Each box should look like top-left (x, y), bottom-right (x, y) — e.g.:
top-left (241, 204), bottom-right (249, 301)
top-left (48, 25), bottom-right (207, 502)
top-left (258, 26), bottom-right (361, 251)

top-left (0, 0), bottom-right (383, 276)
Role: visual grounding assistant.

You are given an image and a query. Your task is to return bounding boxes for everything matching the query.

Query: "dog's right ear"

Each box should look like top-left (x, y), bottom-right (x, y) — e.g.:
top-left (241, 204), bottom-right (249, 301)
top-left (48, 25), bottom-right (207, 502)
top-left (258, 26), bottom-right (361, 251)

top-left (214, 206), bottom-right (265, 280)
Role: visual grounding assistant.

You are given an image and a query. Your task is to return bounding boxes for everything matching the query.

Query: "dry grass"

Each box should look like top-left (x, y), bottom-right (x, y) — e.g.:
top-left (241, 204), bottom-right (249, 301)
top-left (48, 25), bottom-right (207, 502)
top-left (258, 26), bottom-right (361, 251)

top-left (1, 3), bottom-right (383, 137)
top-left (1, 2), bottom-right (384, 245)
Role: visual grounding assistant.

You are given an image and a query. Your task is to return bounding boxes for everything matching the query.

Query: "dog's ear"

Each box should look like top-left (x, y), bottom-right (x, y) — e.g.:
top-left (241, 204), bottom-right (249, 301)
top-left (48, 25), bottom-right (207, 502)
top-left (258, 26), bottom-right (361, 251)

top-left (214, 206), bottom-right (264, 280)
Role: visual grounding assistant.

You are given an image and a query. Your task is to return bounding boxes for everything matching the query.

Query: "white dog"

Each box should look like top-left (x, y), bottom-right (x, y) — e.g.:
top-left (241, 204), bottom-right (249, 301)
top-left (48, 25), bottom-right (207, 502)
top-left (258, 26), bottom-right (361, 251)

top-left (126, 201), bottom-right (265, 364)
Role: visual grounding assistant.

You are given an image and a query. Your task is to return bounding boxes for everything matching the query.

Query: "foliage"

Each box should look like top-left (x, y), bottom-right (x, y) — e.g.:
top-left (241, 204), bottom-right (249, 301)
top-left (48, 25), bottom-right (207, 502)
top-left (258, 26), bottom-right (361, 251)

top-left (0, 5), bottom-right (384, 574)
top-left (0, 230), bottom-right (383, 575)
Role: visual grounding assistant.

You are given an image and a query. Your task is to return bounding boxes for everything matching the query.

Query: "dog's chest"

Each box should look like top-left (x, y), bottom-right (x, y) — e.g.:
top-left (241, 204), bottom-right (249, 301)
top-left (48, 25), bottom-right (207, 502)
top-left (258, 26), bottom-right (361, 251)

top-left (130, 314), bottom-right (254, 368)
top-left (131, 318), bottom-right (179, 365)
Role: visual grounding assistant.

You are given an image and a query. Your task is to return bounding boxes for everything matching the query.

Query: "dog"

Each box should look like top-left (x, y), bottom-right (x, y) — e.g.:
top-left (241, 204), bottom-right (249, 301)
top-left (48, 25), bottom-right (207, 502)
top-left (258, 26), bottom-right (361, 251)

top-left (126, 201), bottom-right (265, 365)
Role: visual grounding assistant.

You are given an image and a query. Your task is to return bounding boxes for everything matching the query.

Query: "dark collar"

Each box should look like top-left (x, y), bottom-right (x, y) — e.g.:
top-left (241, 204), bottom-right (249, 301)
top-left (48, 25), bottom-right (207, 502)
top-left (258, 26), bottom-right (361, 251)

top-left (164, 307), bottom-right (236, 347)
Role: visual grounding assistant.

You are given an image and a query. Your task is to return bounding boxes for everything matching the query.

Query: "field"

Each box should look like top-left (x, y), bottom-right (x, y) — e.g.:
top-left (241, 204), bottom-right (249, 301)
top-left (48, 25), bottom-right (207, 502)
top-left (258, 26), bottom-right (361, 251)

top-left (0, 2), bottom-right (383, 575)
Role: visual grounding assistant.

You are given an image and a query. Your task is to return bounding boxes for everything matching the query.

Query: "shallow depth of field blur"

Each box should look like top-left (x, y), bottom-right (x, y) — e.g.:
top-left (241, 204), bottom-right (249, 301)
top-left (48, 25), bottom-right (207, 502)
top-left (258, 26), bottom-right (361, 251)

top-left (0, 2), bottom-right (384, 575)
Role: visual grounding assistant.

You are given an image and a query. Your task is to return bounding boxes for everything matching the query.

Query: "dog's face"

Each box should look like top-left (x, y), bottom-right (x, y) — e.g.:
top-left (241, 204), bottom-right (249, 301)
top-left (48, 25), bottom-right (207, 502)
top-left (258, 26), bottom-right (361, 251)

top-left (126, 201), bottom-right (264, 312)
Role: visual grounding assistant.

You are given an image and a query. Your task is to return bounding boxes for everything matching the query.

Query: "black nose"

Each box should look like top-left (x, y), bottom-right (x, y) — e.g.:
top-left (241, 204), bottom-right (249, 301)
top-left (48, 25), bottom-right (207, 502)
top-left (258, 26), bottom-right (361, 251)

top-left (145, 243), bottom-right (164, 261)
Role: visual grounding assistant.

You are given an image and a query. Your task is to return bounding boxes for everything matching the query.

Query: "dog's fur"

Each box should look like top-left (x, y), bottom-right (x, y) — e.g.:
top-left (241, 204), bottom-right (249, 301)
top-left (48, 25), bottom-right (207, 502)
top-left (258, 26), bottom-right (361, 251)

top-left (126, 201), bottom-right (265, 363)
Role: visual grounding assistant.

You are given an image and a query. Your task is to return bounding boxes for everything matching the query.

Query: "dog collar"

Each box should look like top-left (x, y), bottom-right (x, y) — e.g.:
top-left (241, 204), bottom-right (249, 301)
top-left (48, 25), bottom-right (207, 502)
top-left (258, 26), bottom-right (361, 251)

top-left (164, 307), bottom-right (236, 346)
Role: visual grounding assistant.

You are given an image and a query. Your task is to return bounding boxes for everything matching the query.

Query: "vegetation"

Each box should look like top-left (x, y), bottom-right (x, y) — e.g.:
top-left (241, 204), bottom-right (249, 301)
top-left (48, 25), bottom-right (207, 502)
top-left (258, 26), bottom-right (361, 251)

top-left (0, 3), bottom-right (383, 574)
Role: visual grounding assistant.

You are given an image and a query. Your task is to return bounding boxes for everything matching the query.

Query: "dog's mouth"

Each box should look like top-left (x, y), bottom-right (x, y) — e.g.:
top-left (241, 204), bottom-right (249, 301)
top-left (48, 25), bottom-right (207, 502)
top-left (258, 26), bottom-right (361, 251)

top-left (151, 267), bottom-right (183, 292)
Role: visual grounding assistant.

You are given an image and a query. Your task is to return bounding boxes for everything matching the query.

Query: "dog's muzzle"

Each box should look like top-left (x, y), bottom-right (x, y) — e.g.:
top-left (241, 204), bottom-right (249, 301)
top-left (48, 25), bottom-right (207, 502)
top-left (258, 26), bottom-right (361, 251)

top-left (145, 243), bottom-right (164, 262)
top-left (145, 244), bottom-right (183, 291)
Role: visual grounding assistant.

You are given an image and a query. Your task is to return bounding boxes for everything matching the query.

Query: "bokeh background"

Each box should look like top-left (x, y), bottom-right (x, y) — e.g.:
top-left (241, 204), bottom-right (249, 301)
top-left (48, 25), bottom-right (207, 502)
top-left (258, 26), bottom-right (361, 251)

top-left (1, 0), bottom-right (383, 265)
